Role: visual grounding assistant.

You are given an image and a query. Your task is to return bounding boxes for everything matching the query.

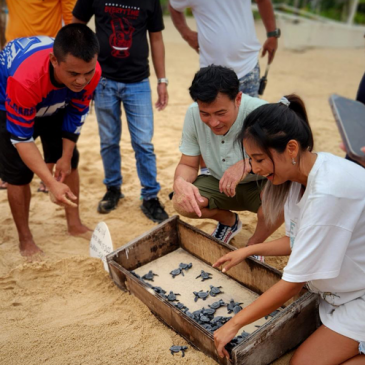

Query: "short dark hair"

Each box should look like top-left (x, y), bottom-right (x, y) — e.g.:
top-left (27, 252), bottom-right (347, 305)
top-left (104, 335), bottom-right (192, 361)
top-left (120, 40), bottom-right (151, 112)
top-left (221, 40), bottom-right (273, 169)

top-left (189, 65), bottom-right (239, 103)
top-left (53, 24), bottom-right (100, 63)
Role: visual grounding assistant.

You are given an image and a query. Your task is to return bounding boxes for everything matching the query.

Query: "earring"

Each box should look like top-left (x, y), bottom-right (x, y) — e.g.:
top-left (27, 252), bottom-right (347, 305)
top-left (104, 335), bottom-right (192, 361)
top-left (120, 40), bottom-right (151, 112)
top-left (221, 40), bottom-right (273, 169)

top-left (292, 158), bottom-right (296, 165)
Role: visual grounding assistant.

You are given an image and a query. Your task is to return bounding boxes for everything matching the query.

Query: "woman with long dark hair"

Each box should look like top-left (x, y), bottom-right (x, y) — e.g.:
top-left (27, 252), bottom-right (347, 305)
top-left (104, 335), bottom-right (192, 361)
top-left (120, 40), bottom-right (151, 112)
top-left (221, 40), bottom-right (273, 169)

top-left (213, 95), bottom-right (365, 364)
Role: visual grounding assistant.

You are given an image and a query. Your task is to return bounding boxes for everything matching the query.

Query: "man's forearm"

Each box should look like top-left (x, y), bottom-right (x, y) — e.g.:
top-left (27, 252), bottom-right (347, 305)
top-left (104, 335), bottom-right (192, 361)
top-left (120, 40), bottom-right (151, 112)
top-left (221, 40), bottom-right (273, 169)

top-left (16, 142), bottom-right (55, 186)
top-left (168, 4), bottom-right (192, 39)
top-left (149, 32), bottom-right (166, 79)
top-left (174, 163), bottom-right (199, 187)
top-left (256, 0), bottom-right (276, 33)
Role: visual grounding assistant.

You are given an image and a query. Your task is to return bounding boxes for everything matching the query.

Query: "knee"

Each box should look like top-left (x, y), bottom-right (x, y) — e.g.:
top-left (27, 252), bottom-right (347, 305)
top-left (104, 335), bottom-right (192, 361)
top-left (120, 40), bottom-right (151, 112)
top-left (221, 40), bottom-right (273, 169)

top-left (172, 195), bottom-right (198, 218)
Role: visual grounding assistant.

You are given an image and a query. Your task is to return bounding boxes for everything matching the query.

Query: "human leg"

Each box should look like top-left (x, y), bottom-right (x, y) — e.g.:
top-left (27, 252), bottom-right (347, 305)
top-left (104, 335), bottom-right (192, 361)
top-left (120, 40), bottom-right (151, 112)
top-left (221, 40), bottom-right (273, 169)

top-left (94, 78), bottom-right (124, 213)
top-left (7, 183), bottom-right (42, 256)
top-left (238, 63), bottom-right (260, 97)
top-left (37, 114), bottom-right (90, 236)
top-left (0, 110), bottom-right (41, 256)
top-left (64, 168), bottom-right (91, 237)
top-left (122, 79), bottom-right (160, 199)
top-left (290, 325), bottom-right (361, 365)
top-left (123, 79), bottom-right (168, 222)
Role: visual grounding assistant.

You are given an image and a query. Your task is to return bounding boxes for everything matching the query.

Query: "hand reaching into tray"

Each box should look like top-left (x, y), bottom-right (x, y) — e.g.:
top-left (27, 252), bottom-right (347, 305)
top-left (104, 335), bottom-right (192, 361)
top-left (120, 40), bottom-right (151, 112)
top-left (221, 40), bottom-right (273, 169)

top-left (213, 236), bottom-right (292, 273)
top-left (213, 248), bottom-right (250, 273)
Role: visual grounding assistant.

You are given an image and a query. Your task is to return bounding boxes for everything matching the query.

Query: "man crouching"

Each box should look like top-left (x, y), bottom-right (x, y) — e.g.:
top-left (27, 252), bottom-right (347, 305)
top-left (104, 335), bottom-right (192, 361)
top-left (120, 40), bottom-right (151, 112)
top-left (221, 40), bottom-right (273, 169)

top-left (172, 65), bottom-right (282, 246)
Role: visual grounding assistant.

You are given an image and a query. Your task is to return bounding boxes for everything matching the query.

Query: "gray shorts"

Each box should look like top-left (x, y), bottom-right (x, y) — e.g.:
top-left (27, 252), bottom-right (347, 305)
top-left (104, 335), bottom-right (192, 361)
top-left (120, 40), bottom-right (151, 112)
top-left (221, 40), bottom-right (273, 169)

top-left (193, 174), bottom-right (265, 213)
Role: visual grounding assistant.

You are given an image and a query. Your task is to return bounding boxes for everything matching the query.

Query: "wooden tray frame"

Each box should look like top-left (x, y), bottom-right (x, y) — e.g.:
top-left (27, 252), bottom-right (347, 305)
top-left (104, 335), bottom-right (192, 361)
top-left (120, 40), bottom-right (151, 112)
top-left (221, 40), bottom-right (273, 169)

top-left (107, 216), bottom-right (320, 365)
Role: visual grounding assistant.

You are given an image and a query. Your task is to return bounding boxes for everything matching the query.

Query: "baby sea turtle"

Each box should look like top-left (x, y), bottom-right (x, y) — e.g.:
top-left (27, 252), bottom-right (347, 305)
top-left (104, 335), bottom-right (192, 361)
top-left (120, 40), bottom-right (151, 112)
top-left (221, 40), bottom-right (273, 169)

top-left (152, 286), bottom-right (166, 295)
top-left (131, 271), bottom-right (141, 279)
top-left (174, 302), bottom-right (187, 311)
top-left (199, 315), bottom-right (211, 323)
top-left (193, 290), bottom-right (210, 302)
top-left (241, 330), bottom-right (250, 339)
top-left (210, 316), bottom-right (232, 330)
top-left (265, 310), bottom-right (280, 320)
top-left (166, 291), bottom-right (181, 302)
top-left (196, 270), bottom-right (212, 281)
top-left (233, 304), bottom-right (243, 314)
top-left (209, 299), bottom-right (226, 310)
top-left (170, 345), bottom-right (188, 357)
top-left (142, 270), bottom-right (158, 282)
top-left (179, 262), bottom-right (192, 271)
top-left (209, 285), bottom-right (223, 297)
top-left (227, 299), bottom-right (243, 314)
top-left (170, 268), bottom-right (184, 278)
top-left (202, 307), bottom-right (216, 316)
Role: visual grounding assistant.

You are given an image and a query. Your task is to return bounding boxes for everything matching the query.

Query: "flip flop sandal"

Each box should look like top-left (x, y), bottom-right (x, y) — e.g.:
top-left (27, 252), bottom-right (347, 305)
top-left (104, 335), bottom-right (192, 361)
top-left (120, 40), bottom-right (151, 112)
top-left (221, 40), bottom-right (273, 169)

top-left (0, 180), bottom-right (8, 190)
top-left (37, 181), bottom-right (49, 194)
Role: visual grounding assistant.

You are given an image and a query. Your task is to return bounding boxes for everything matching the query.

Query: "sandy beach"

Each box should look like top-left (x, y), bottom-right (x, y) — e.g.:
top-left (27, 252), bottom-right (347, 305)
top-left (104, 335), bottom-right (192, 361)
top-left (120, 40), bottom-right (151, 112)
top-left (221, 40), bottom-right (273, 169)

top-left (0, 17), bottom-right (363, 365)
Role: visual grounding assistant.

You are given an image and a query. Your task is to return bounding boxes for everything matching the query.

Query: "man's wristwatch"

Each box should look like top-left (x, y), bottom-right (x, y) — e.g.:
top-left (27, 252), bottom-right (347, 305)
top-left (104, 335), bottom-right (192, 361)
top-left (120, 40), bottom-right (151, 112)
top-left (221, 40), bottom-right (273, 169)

top-left (158, 78), bottom-right (169, 85)
top-left (267, 28), bottom-right (281, 38)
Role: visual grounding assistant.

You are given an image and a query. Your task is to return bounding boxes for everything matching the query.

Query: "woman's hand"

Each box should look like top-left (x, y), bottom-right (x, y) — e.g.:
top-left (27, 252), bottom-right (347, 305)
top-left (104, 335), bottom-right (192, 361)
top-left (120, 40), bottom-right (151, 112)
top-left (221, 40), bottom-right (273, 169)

top-left (214, 319), bottom-right (240, 359)
top-left (213, 248), bottom-right (250, 273)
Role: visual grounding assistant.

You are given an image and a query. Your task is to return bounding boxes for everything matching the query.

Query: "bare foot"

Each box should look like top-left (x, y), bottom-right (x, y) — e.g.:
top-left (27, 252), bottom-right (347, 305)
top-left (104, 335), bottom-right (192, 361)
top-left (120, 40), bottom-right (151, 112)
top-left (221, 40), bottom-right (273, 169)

top-left (19, 239), bottom-right (43, 258)
top-left (68, 224), bottom-right (93, 241)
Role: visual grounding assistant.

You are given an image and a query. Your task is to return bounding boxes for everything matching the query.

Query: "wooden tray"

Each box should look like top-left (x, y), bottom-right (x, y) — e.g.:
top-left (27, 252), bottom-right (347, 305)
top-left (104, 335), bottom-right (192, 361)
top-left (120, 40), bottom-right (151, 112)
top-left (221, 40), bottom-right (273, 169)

top-left (107, 216), bottom-right (320, 365)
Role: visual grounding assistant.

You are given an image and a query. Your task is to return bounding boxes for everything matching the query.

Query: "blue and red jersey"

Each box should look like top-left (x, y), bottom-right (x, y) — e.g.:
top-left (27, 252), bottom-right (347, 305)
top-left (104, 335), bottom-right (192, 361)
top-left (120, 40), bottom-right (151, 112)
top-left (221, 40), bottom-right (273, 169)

top-left (0, 36), bottom-right (101, 143)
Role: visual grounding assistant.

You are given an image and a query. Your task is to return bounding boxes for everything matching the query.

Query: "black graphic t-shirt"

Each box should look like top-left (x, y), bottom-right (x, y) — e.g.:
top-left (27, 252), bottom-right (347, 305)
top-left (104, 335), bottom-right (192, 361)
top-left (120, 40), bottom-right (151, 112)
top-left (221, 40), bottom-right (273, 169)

top-left (73, 0), bottom-right (164, 83)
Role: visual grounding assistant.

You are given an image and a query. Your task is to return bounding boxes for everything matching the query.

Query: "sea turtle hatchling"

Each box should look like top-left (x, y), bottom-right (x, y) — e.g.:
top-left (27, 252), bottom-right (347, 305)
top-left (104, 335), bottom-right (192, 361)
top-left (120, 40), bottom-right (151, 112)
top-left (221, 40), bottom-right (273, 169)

top-left (202, 307), bottom-right (216, 316)
top-left (209, 285), bottom-right (223, 297)
top-left (227, 299), bottom-right (243, 314)
top-left (174, 302), bottom-right (187, 311)
top-left (170, 345), bottom-right (188, 357)
top-left (179, 262), bottom-right (192, 271)
top-left (151, 286), bottom-right (166, 295)
top-left (265, 309), bottom-right (280, 320)
top-left (233, 304), bottom-right (243, 314)
top-left (193, 290), bottom-right (210, 302)
top-left (131, 271), bottom-right (141, 279)
top-left (170, 268), bottom-right (184, 278)
top-left (196, 270), bottom-right (212, 281)
top-left (142, 270), bottom-right (158, 282)
top-left (166, 291), bottom-right (181, 302)
top-left (209, 299), bottom-right (226, 310)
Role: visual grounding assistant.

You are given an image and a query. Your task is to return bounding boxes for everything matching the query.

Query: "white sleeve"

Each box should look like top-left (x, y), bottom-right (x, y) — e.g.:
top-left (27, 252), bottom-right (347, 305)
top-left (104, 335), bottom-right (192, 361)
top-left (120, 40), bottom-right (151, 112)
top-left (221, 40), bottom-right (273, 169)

top-left (169, 0), bottom-right (191, 12)
top-left (179, 105), bottom-right (201, 156)
top-left (282, 195), bottom-right (356, 283)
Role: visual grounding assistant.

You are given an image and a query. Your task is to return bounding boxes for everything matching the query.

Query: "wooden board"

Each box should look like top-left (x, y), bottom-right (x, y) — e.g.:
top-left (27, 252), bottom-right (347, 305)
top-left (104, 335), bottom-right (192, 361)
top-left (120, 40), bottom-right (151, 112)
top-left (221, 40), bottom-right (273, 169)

top-left (107, 216), bottom-right (320, 365)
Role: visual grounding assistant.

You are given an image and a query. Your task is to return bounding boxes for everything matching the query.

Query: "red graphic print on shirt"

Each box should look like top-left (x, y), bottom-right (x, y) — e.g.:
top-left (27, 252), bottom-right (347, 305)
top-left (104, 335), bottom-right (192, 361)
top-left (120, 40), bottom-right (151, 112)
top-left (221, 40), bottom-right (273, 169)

top-left (105, 4), bottom-right (140, 59)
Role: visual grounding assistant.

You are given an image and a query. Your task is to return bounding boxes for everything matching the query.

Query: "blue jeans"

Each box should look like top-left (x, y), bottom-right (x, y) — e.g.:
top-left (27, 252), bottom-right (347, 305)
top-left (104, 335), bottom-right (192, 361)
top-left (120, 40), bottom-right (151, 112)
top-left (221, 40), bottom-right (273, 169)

top-left (94, 77), bottom-right (160, 200)
top-left (239, 63), bottom-right (260, 97)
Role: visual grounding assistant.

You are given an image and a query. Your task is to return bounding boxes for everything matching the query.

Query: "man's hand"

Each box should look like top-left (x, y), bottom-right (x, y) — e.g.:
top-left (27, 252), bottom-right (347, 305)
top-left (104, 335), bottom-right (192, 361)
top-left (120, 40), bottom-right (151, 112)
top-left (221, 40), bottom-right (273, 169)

top-left (54, 156), bottom-right (72, 183)
top-left (48, 180), bottom-right (77, 208)
top-left (155, 83), bottom-right (168, 111)
top-left (173, 176), bottom-right (204, 217)
top-left (262, 37), bottom-right (278, 64)
top-left (219, 159), bottom-right (251, 197)
top-left (183, 29), bottom-right (199, 53)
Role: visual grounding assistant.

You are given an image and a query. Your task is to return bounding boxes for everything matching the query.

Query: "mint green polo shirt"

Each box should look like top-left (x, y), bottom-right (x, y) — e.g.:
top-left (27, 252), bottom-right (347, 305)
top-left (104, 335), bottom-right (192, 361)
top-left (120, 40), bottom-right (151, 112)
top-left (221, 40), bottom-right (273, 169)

top-left (179, 94), bottom-right (267, 184)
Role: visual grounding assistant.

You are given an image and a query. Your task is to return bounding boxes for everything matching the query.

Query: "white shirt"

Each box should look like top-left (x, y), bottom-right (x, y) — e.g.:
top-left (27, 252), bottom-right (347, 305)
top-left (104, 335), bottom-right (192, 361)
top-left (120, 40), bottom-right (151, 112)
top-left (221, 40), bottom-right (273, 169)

top-left (282, 152), bottom-right (365, 341)
top-left (170, 0), bottom-right (261, 79)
